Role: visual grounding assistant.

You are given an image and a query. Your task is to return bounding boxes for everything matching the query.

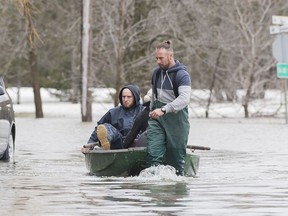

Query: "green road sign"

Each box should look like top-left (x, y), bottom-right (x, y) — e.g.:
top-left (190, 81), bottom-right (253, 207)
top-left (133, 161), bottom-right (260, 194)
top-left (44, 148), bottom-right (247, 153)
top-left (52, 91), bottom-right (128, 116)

top-left (277, 63), bottom-right (288, 78)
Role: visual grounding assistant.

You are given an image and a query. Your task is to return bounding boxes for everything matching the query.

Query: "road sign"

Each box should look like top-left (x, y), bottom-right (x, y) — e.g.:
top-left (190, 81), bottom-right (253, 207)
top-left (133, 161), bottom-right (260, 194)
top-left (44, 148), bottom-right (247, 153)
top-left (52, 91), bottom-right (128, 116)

top-left (270, 25), bottom-right (288, 34)
top-left (277, 63), bottom-right (288, 78)
top-left (272, 34), bottom-right (288, 62)
top-left (272, 15), bottom-right (288, 25)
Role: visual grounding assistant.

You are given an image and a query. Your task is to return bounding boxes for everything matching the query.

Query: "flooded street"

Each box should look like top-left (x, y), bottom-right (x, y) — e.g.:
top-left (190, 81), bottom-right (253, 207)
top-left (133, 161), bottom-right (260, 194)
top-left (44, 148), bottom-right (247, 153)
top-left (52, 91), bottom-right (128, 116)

top-left (1, 115), bottom-right (288, 216)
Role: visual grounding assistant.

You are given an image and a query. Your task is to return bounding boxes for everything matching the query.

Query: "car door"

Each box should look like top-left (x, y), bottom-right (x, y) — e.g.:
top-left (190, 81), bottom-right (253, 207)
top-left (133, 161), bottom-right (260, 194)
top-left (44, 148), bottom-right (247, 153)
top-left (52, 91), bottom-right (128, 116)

top-left (0, 85), bottom-right (11, 154)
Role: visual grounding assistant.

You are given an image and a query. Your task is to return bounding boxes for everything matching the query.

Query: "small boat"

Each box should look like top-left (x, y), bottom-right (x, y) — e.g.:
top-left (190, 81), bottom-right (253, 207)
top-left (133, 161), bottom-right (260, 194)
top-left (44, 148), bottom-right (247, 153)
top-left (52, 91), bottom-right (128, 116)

top-left (82, 146), bottom-right (201, 177)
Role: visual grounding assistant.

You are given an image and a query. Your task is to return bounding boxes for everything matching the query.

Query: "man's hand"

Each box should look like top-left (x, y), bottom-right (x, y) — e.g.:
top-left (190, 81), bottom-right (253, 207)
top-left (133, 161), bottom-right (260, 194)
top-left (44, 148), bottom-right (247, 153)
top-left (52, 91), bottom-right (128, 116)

top-left (149, 108), bottom-right (165, 119)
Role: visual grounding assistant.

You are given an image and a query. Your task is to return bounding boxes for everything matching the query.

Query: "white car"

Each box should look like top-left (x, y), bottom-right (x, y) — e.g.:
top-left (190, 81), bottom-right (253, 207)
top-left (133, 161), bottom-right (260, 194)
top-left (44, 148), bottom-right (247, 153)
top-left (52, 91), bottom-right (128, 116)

top-left (0, 77), bottom-right (16, 161)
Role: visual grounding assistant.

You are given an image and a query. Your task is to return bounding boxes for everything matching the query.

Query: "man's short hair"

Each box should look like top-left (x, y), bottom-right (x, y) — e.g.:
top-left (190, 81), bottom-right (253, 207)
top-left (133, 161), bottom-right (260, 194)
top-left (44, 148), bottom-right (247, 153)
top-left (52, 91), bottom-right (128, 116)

top-left (156, 40), bottom-right (173, 52)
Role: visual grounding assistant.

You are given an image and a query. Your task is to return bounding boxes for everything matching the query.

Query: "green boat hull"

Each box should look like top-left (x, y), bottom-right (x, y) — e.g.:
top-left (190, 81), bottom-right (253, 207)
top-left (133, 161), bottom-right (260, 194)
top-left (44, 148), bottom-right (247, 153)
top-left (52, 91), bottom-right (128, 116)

top-left (84, 147), bottom-right (200, 177)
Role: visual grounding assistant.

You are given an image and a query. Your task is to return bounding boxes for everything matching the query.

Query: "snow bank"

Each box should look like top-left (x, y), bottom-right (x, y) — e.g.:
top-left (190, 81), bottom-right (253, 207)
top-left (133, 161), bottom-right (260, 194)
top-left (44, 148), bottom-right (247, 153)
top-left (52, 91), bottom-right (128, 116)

top-left (6, 87), bottom-right (287, 119)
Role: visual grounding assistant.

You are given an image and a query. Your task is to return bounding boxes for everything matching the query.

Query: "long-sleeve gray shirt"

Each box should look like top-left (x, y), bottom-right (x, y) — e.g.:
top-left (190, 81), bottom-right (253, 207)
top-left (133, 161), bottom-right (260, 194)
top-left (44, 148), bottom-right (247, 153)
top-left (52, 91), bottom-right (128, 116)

top-left (151, 60), bottom-right (191, 113)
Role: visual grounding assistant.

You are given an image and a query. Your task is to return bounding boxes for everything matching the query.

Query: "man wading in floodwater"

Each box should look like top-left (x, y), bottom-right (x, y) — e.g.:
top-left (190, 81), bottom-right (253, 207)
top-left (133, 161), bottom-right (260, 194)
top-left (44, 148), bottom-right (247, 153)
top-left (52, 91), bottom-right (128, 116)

top-left (147, 40), bottom-right (192, 176)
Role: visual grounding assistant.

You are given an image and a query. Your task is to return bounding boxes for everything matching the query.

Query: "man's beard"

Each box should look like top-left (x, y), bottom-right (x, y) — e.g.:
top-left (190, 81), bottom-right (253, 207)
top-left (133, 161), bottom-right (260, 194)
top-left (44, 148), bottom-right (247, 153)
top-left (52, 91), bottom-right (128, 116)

top-left (159, 64), bottom-right (169, 70)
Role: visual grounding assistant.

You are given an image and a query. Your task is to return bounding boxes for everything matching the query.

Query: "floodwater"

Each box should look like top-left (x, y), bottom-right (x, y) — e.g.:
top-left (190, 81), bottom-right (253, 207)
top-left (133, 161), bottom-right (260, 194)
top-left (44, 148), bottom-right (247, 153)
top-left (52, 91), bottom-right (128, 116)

top-left (1, 116), bottom-right (288, 216)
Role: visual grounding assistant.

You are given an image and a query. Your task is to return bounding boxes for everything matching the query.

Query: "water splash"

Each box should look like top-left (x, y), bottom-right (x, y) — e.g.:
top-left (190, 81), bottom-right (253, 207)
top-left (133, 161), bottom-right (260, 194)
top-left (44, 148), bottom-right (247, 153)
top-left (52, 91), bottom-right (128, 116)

top-left (138, 165), bottom-right (179, 181)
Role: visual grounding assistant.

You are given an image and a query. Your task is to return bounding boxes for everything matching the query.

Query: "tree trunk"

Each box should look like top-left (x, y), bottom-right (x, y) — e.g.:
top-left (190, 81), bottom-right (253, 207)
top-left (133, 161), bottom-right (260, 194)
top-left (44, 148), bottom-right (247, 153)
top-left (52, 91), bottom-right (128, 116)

top-left (29, 47), bottom-right (43, 118)
top-left (23, 0), bottom-right (43, 118)
top-left (113, 0), bottom-right (125, 107)
top-left (205, 51), bottom-right (222, 118)
top-left (71, 46), bottom-right (79, 104)
top-left (242, 72), bottom-right (254, 118)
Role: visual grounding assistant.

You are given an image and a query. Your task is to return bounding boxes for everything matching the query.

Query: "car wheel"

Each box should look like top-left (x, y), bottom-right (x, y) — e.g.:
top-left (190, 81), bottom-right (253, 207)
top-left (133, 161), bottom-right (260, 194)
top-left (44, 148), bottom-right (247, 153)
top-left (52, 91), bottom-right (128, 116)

top-left (2, 132), bottom-right (14, 161)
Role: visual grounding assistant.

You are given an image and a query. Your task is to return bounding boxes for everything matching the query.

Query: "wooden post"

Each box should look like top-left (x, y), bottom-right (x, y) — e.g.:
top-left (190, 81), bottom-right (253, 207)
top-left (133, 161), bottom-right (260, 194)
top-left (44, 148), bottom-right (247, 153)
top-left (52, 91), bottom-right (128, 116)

top-left (81, 0), bottom-right (93, 122)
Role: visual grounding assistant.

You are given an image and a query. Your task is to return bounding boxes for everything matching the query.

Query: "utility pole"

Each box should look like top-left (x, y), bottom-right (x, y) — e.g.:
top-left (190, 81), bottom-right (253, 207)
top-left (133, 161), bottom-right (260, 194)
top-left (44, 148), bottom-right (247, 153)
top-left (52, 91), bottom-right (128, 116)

top-left (81, 0), bottom-right (93, 122)
top-left (270, 15), bottom-right (288, 124)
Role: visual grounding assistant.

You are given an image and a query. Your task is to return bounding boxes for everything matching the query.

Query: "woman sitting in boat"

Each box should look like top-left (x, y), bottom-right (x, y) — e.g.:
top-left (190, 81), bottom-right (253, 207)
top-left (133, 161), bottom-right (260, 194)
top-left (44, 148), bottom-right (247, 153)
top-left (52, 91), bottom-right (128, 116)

top-left (85, 84), bottom-right (147, 150)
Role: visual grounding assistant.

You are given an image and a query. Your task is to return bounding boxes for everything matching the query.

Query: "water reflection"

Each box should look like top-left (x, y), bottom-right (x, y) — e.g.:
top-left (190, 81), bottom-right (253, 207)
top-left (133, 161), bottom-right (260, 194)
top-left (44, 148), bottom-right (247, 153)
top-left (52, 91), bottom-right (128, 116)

top-left (79, 178), bottom-right (190, 215)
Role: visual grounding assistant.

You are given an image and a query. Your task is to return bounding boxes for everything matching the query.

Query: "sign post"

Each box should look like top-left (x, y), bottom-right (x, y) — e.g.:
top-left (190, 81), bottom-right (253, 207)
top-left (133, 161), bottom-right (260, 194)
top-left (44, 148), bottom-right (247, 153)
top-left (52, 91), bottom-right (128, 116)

top-left (271, 15), bottom-right (288, 124)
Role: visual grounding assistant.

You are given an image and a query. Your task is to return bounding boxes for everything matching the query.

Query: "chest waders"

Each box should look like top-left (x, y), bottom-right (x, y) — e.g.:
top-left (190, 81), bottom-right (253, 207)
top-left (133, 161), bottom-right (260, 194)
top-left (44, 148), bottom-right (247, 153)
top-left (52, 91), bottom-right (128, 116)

top-left (147, 101), bottom-right (190, 176)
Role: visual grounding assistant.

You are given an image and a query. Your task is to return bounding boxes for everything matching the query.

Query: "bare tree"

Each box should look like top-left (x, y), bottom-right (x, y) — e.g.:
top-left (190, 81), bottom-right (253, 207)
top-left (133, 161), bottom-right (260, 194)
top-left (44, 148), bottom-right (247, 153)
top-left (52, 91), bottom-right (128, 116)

top-left (19, 0), bottom-right (43, 118)
top-left (173, 0), bottom-right (283, 117)
top-left (91, 0), bottom-right (157, 105)
top-left (2, 0), bottom-right (288, 119)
